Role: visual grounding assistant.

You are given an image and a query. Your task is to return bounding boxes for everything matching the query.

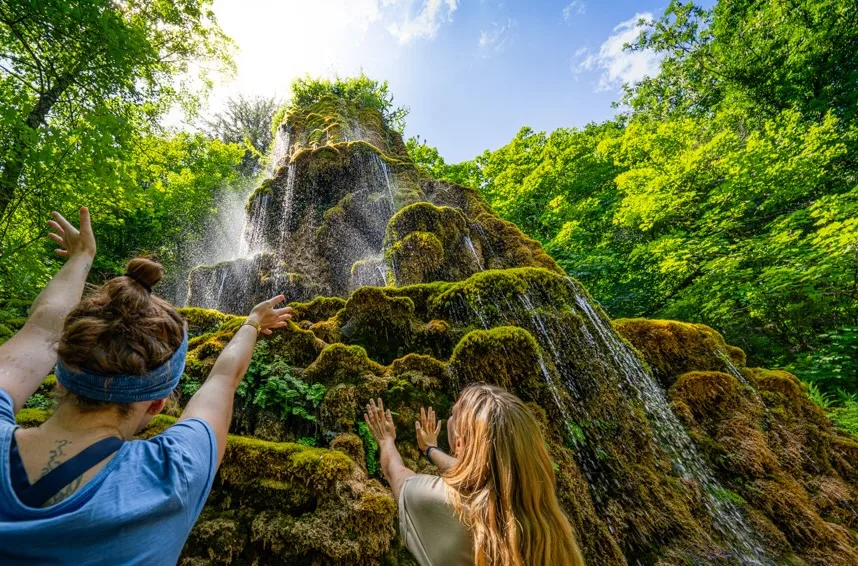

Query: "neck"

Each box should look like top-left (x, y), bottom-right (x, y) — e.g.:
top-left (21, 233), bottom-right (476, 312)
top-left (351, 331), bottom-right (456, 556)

top-left (43, 402), bottom-right (137, 440)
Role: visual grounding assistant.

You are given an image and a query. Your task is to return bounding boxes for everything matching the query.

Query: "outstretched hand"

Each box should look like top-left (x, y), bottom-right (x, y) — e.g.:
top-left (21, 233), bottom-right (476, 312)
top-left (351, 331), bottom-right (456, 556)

top-left (47, 207), bottom-right (96, 259)
top-left (365, 398), bottom-right (396, 444)
top-left (415, 406), bottom-right (442, 453)
top-left (247, 295), bottom-right (292, 335)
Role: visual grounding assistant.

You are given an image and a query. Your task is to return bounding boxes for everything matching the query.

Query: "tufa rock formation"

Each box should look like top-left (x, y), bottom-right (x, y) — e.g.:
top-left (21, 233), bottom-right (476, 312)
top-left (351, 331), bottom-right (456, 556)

top-left (10, 95), bottom-right (858, 564)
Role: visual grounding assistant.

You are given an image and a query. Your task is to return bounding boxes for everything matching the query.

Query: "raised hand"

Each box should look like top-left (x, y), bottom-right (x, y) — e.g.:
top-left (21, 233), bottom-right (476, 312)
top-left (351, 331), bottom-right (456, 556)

top-left (47, 207), bottom-right (96, 260)
top-left (415, 406), bottom-right (442, 453)
top-left (365, 398), bottom-right (396, 444)
top-left (247, 295), bottom-right (293, 335)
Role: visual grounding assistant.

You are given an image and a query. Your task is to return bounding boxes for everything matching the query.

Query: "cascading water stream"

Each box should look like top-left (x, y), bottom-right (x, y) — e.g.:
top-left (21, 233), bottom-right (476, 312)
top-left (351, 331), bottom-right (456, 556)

top-left (269, 130), bottom-right (291, 174)
top-left (566, 284), bottom-right (769, 564)
top-left (449, 275), bottom-right (770, 563)
top-left (371, 153), bottom-right (396, 210)
top-left (463, 234), bottom-right (484, 271)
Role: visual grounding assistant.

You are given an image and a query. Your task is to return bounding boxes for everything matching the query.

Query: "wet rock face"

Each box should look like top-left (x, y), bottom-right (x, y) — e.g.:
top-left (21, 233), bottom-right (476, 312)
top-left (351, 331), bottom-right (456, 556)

top-left (170, 97), bottom-right (858, 564)
top-left (186, 96), bottom-right (559, 313)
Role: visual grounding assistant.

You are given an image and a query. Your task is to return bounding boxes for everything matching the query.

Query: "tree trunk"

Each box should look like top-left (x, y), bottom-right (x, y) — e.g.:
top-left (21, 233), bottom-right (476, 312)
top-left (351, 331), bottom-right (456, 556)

top-left (0, 72), bottom-right (74, 221)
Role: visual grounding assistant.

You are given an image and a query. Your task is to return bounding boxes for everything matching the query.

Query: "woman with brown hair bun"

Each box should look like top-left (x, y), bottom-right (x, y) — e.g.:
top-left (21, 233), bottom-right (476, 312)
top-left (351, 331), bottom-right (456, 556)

top-left (0, 208), bottom-right (291, 565)
top-left (365, 383), bottom-right (585, 566)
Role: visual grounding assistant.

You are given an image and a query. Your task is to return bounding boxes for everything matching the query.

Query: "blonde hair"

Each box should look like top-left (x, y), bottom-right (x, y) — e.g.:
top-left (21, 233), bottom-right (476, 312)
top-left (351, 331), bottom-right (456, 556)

top-left (444, 384), bottom-right (585, 566)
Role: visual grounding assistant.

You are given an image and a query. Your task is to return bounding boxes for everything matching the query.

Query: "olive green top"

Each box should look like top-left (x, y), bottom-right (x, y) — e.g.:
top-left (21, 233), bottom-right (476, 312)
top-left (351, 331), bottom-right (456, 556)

top-left (399, 474), bottom-right (475, 566)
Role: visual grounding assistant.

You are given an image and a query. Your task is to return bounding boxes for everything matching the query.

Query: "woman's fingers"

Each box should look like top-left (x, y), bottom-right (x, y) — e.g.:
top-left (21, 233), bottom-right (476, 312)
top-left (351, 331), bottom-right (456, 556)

top-left (47, 232), bottom-right (64, 245)
top-left (55, 249), bottom-right (69, 258)
top-left (52, 211), bottom-right (75, 234)
top-left (47, 220), bottom-right (65, 236)
top-left (435, 419), bottom-right (442, 435)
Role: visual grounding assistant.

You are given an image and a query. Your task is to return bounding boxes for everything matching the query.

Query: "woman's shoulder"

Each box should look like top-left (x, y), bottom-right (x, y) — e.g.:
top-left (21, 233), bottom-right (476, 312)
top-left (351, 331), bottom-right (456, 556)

top-left (402, 474), bottom-right (451, 505)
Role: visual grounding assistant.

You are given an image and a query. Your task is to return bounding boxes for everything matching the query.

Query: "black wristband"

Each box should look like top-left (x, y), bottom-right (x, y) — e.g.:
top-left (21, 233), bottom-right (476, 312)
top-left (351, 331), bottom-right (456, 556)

top-left (425, 445), bottom-right (438, 462)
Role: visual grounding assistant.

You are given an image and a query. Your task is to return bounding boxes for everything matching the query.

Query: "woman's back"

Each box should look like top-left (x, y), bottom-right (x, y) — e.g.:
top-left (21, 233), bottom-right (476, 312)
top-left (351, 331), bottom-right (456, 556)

top-left (0, 389), bottom-right (217, 565)
top-left (399, 474), bottom-right (474, 566)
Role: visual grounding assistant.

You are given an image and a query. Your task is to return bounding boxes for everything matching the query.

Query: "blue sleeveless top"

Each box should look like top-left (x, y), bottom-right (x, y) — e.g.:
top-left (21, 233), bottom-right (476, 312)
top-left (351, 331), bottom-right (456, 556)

top-left (0, 388), bottom-right (217, 565)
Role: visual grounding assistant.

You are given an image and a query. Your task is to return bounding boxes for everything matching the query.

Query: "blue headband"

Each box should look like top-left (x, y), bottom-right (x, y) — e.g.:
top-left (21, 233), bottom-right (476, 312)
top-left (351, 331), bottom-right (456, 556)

top-left (55, 332), bottom-right (188, 403)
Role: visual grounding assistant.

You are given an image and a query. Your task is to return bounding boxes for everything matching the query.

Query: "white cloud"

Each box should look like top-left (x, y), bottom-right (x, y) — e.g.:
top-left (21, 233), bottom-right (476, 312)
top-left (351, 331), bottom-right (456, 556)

top-left (574, 12), bottom-right (661, 91)
top-left (562, 1), bottom-right (586, 22)
top-left (478, 18), bottom-right (517, 56)
top-left (386, 0), bottom-right (459, 44)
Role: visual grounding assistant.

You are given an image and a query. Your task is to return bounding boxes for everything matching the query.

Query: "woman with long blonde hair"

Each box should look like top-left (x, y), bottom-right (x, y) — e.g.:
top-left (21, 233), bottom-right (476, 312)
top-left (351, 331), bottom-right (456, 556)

top-left (364, 383), bottom-right (584, 566)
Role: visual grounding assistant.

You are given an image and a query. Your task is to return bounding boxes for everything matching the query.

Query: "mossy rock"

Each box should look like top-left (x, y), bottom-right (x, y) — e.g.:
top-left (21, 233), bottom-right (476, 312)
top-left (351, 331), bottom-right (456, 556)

top-left (304, 343), bottom-right (385, 387)
top-left (336, 287), bottom-right (417, 364)
top-left (288, 296), bottom-right (347, 324)
top-left (179, 307), bottom-right (235, 334)
top-left (448, 326), bottom-right (547, 401)
top-left (614, 318), bottom-right (746, 388)
top-left (387, 231), bottom-right (444, 285)
top-left (385, 202), bottom-right (483, 285)
top-left (15, 408), bottom-right (51, 428)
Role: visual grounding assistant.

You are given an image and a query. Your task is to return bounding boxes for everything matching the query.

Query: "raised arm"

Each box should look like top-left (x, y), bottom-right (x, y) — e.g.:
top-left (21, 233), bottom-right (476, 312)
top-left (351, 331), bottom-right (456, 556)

top-left (0, 208), bottom-right (95, 411)
top-left (416, 406), bottom-right (458, 473)
top-left (365, 398), bottom-right (415, 502)
top-left (179, 295), bottom-right (291, 466)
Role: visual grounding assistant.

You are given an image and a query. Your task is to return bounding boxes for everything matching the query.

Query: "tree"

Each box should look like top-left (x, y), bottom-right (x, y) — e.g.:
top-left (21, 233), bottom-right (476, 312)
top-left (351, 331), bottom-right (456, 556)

top-left (205, 94), bottom-right (280, 176)
top-left (288, 73), bottom-right (409, 133)
top-left (625, 0), bottom-right (858, 124)
top-left (0, 0), bottom-right (233, 268)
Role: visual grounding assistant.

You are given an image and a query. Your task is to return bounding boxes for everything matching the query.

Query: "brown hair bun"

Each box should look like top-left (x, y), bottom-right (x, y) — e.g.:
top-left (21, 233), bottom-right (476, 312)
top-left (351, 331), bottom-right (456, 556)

top-left (124, 257), bottom-right (164, 292)
top-left (58, 256), bottom-right (184, 376)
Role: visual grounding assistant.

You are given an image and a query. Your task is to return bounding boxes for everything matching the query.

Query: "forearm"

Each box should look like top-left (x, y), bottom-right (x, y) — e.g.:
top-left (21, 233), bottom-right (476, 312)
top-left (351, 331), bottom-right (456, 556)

top-left (428, 448), bottom-right (458, 473)
top-left (379, 438), bottom-right (415, 502)
top-left (208, 324), bottom-right (258, 388)
top-left (27, 254), bottom-right (93, 336)
top-left (180, 324), bottom-right (259, 465)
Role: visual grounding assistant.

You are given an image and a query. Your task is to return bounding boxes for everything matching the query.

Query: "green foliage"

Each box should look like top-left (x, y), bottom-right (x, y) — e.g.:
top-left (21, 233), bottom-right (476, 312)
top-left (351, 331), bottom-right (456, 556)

top-left (625, 1), bottom-right (858, 124)
top-left (181, 375), bottom-right (203, 397)
top-left (357, 421), bottom-right (379, 475)
top-left (0, 0), bottom-right (234, 297)
top-left (407, 0), bottom-right (858, 375)
top-left (297, 436), bottom-right (318, 447)
top-left (789, 327), bottom-right (858, 395)
top-left (287, 73), bottom-right (408, 133)
top-left (246, 342), bottom-right (327, 422)
top-left (828, 396), bottom-right (858, 437)
top-left (205, 94), bottom-right (280, 176)
top-left (23, 393), bottom-right (51, 410)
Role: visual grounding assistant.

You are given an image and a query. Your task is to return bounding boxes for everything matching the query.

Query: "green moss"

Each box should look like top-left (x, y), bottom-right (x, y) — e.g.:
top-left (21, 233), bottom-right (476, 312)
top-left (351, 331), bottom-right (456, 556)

top-left (289, 296), bottom-right (347, 323)
top-left (15, 408), bottom-right (50, 428)
top-left (448, 326), bottom-right (547, 398)
top-left (614, 318), bottom-right (745, 388)
top-left (264, 321), bottom-right (327, 366)
top-left (428, 267), bottom-right (574, 324)
top-left (304, 343), bottom-right (385, 386)
top-left (336, 287), bottom-right (417, 363)
top-left (387, 231), bottom-right (444, 285)
top-left (0, 324), bottom-right (13, 344)
top-left (178, 307), bottom-right (234, 333)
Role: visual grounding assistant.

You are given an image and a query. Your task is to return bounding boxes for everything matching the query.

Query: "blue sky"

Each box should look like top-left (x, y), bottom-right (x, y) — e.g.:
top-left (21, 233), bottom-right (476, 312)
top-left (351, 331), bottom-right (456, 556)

top-left (208, 1), bottom-right (710, 163)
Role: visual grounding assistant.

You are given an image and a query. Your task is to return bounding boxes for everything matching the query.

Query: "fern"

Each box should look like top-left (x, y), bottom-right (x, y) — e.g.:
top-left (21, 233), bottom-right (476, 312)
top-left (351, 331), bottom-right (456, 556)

top-left (806, 382), bottom-right (831, 409)
top-left (357, 421), bottom-right (379, 475)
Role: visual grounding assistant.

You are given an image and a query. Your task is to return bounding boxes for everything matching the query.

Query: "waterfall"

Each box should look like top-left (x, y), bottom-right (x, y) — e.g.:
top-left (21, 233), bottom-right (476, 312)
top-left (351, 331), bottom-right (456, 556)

top-left (567, 284), bottom-right (769, 563)
top-left (240, 193), bottom-right (270, 257)
top-left (277, 163), bottom-right (297, 246)
top-left (463, 234), bottom-right (484, 271)
top-left (371, 152), bottom-right (396, 210)
top-left (269, 129), bottom-right (291, 173)
top-left (448, 276), bottom-right (770, 563)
